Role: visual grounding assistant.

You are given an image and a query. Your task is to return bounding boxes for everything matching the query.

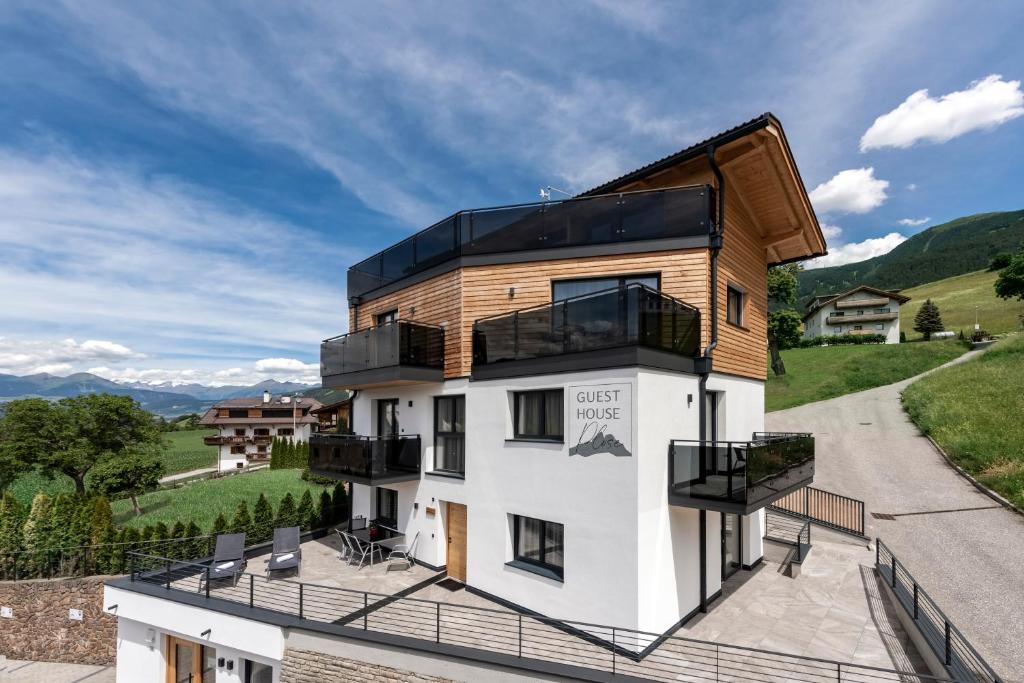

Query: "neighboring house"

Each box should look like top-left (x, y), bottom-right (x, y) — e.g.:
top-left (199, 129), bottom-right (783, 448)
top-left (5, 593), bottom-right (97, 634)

top-left (310, 396), bottom-right (353, 434)
top-left (802, 285), bottom-right (910, 344)
top-left (103, 113), bottom-right (826, 681)
top-left (198, 391), bottom-right (322, 471)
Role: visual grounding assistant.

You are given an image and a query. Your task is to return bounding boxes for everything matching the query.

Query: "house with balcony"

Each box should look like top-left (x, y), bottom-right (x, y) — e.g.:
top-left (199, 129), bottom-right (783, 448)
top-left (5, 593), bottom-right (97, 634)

top-left (802, 285), bottom-right (910, 344)
top-left (198, 391), bottom-right (322, 470)
top-left (102, 113), bottom-right (840, 683)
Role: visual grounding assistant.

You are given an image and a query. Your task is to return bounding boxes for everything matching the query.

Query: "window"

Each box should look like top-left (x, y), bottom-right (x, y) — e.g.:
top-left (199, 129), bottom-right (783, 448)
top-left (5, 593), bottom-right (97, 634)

top-left (376, 309), bottom-right (398, 326)
top-left (434, 396), bottom-right (465, 475)
top-left (511, 515), bottom-right (564, 580)
top-left (726, 285), bottom-right (745, 326)
top-left (262, 409), bottom-right (292, 418)
top-left (857, 310), bottom-right (864, 315)
top-left (513, 390), bottom-right (563, 440)
top-left (874, 308), bottom-right (891, 314)
top-left (832, 311), bottom-right (845, 317)
top-left (230, 445), bottom-right (245, 454)
top-left (277, 428), bottom-right (294, 436)
top-left (253, 428), bottom-right (270, 436)
top-left (234, 428), bottom-right (246, 436)
top-left (854, 325), bottom-right (863, 331)
top-left (833, 327), bottom-right (842, 334)
top-left (256, 445), bottom-right (267, 454)
top-left (875, 323), bottom-right (884, 330)
top-left (228, 409), bottom-right (248, 418)
top-left (551, 274), bottom-right (659, 301)
top-left (376, 488), bottom-right (398, 527)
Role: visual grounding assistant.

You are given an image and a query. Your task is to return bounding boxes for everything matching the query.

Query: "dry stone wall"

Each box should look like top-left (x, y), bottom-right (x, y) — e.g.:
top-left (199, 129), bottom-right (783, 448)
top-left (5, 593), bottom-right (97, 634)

top-left (0, 575), bottom-right (116, 665)
top-left (281, 648), bottom-right (456, 683)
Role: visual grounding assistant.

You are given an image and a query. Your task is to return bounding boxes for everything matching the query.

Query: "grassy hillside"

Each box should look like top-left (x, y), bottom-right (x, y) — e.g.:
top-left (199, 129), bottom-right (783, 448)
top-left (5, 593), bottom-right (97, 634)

top-left (903, 336), bottom-right (1024, 508)
top-left (766, 340), bottom-right (966, 412)
top-left (900, 269), bottom-right (1022, 339)
top-left (797, 210), bottom-right (1024, 300)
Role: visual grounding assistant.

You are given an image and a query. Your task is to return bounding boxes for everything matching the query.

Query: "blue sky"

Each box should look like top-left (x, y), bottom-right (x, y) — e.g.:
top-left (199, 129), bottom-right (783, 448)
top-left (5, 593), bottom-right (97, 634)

top-left (1, 1), bottom-right (1022, 385)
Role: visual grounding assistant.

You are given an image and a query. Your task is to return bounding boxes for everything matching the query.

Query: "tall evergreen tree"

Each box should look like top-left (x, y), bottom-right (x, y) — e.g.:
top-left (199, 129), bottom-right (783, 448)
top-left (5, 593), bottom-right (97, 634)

top-left (229, 500), bottom-right (252, 537)
top-left (184, 521), bottom-right (204, 559)
top-left (274, 493), bottom-right (298, 529)
top-left (331, 483), bottom-right (348, 523)
top-left (317, 490), bottom-right (333, 528)
top-left (210, 512), bottom-right (229, 537)
top-left (89, 497), bottom-right (114, 546)
top-left (153, 521), bottom-right (170, 540)
top-left (0, 492), bottom-right (26, 577)
top-left (913, 299), bottom-right (945, 340)
top-left (250, 493), bottom-right (273, 544)
top-left (296, 490), bottom-right (315, 531)
top-left (22, 492), bottom-right (54, 574)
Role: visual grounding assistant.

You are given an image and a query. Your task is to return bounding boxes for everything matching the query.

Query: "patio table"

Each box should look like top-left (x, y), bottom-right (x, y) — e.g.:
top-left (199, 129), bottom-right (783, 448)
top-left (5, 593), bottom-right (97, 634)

top-left (351, 525), bottom-right (404, 566)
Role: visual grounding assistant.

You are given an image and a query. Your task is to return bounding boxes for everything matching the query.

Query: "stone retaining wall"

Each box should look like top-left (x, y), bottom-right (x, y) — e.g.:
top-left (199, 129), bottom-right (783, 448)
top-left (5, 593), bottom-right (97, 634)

top-left (281, 648), bottom-right (455, 683)
top-left (0, 575), bottom-right (117, 665)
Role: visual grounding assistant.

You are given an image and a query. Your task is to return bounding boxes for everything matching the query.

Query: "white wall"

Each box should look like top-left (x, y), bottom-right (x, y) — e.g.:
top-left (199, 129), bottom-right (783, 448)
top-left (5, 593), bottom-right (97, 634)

top-left (105, 585), bottom-right (283, 682)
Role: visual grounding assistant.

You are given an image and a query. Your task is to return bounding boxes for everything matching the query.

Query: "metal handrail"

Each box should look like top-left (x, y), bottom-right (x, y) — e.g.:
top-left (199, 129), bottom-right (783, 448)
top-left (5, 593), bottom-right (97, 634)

top-left (323, 318), bottom-right (444, 343)
top-left (472, 282), bottom-right (698, 324)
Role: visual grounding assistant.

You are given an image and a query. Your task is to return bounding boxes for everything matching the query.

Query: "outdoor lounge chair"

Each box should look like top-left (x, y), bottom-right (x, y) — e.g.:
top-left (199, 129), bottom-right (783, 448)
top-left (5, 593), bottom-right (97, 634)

top-left (266, 526), bottom-right (301, 578)
top-left (386, 531), bottom-right (419, 572)
top-left (200, 533), bottom-right (246, 590)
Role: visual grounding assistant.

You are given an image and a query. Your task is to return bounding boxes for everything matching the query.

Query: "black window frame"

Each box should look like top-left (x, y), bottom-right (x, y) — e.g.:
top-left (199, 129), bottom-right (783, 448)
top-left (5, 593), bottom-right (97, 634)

top-left (511, 514), bottom-right (564, 581)
top-left (376, 487), bottom-right (398, 527)
top-left (376, 309), bottom-right (398, 326)
top-left (550, 273), bottom-right (660, 302)
top-left (512, 389), bottom-right (564, 441)
top-left (228, 409), bottom-right (248, 418)
top-left (433, 395), bottom-right (466, 476)
top-left (726, 284), bottom-right (745, 327)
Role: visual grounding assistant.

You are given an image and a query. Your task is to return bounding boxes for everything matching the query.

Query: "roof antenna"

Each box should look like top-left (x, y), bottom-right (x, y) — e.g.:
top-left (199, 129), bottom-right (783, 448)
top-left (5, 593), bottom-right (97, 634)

top-left (539, 185), bottom-right (572, 201)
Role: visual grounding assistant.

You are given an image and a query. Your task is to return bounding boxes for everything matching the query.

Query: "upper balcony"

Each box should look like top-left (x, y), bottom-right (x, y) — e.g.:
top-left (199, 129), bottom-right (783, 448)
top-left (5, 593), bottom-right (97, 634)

top-left (471, 283), bottom-right (702, 380)
top-left (347, 185), bottom-right (714, 302)
top-left (826, 310), bottom-right (896, 325)
top-left (320, 319), bottom-right (445, 389)
top-left (668, 432), bottom-right (815, 515)
top-left (308, 433), bottom-right (421, 485)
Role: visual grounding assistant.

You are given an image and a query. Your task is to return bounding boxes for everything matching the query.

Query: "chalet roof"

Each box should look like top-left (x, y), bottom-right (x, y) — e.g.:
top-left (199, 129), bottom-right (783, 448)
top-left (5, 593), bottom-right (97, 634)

top-left (198, 395), bottom-right (323, 426)
top-left (802, 285), bottom-right (912, 321)
top-left (310, 397), bottom-right (352, 415)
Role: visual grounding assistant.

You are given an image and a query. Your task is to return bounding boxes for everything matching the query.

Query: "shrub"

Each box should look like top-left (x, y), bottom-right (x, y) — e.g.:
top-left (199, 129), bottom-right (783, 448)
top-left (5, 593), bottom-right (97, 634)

top-left (185, 521), bottom-right (205, 559)
top-left (900, 331), bottom-right (907, 343)
top-left (0, 493), bottom-right (25, 575)
top-left (153, 522), bottom-right (169, 540)
top-left (296, 490), bottom-right (315, 531)
top-left (229, 500), bottom-right (252, 537)
top-left (798, 333), bottom-right (887, 348)
top-left (21, 493), bottom-right (54, 573)
top-left (317, 490), bottom-right (334, 528)
top-left (274, 493), bottom-right (299, 529)
top-left (300, 467), bottom-right (335, 486)
top-left (210, 512), bottom-right (229, 537)
top-left (250, 493), bottom-right (273, 544)
top-left (331, 483), bottom-right (348, 523)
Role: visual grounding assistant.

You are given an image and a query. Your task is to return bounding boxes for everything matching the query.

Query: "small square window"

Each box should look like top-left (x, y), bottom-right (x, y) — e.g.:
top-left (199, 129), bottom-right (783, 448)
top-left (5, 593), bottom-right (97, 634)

top-left (726, 285), bottom-right (745, 327)
top-left (875, 323), bottom-right (884, 330)
top-left (511, 514), bottom-right (564, 580)
top-left (513, 390), bottom-right (563, 440)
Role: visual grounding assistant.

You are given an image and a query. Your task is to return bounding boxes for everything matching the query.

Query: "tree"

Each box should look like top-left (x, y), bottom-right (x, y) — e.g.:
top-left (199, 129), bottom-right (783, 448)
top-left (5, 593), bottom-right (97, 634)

top-left (994, 249), bottom-right (1024, 301)
top-left (296, 490), bottom-right (315, 531)
top-left (229, 500), bottom-right (252, 536)
top-left (89, 497), bottom-right (114, 546)
top-left (317, 490), bottom-right (334, 528)
top-left (90, 453), bottom-right (165, 516)
top-left (250, 493), bottom-right (273, 544)
top-left (0, 399), bottom-right (47, 492)
top-left (913, 299), bottom-right (945, 340)
top-left (0, 394), bottom-right (164, 494)
top-left (21, 492), bottom-right (54, 574)
top-left (274, 493), bottom-right (298, 529)
top-left (210, 512), bottom-right (229, 536)
top-left (0, 492), bottom-right (26, 575)
top-left (331, 483), bottom-right (348, 523)
top-left (989, 252), bottom-right (1014, 271)
top-left (767, 264), bottom-right (801, 376)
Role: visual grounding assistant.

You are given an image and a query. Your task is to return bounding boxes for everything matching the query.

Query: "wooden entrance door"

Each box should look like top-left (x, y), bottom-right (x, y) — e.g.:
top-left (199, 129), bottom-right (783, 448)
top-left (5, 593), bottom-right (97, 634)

top-left (447, 502), bottom-right (467, 582)
top-left (166, 636), bottom-right (214, 683)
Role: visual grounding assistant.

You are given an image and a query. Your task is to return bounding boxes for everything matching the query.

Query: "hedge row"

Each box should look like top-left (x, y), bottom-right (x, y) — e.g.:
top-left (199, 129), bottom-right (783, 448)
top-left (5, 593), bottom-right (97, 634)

top-left (796, 333), bottom-right (887, 348)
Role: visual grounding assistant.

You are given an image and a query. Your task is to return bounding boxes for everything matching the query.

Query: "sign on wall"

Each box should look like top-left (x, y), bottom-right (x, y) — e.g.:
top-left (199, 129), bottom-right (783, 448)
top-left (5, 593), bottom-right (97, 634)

top-left (568, 383), bottom-right (632, 457)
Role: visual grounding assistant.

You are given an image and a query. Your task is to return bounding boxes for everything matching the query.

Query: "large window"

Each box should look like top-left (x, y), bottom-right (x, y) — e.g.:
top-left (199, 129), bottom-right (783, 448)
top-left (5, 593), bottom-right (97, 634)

top-left (513, 390), bottom-right (563, 441)
top-left (512, 515), bottom-right (564, 580)
top-left (726, 284), bottom-right (745, 326)
top-left (552, 274), bottom-right (659, 301)
top-left (376, 488), bottom-right (398, 527)
top-left (434, 396), bottom-right (465, 475)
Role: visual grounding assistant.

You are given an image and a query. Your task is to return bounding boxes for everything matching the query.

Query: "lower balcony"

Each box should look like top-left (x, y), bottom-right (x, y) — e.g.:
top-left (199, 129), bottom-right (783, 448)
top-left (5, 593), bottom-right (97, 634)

top-left (668, 432), bottom-right (814, 515)
top-left (826, 311), bottom-right (896, 325)
top-left (203, 435), bottom-right (246, 446)
top-left (309, 433), bottom-right (422, 485)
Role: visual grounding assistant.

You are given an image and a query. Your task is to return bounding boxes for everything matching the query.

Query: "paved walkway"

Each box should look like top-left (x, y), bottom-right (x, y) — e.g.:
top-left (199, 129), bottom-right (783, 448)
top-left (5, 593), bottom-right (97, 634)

top-left (0, 660), bottom-right (114, 683)
top-left (159, 465), bottom-right (216, 483)
top-left (767, 347), bottom-right (1024, 681)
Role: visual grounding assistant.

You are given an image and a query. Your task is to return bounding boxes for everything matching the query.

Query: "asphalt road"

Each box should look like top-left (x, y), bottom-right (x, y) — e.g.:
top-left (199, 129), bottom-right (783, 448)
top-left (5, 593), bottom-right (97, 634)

top-left (767, 349), bottom-right (1024, 682)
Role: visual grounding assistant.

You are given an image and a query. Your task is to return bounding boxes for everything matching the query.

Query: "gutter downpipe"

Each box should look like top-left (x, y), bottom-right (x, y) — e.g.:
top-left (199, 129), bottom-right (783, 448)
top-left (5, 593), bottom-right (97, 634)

top-left (697, 143), bottom-right (725, 613)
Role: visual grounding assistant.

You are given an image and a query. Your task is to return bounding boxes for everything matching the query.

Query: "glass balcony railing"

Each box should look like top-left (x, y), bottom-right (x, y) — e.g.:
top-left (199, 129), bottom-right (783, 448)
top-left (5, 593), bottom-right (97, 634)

top-left (472, 283), bottom-right (700, 368)
top-left (348, 185), bottom-right (714, 299)
top-left (320, 320), bottom-right (444, 383)
top-left (669, 432), bottom-right (815, 514)
top-left (308, 434), bottom-right (421, 484)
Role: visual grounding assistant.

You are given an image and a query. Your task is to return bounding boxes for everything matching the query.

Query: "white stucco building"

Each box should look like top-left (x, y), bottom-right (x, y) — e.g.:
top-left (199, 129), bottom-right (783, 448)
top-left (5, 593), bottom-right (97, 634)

top-left (802, 285), bottom-right (910, 344)
top-left (198, 392), bottom-right (321, 471)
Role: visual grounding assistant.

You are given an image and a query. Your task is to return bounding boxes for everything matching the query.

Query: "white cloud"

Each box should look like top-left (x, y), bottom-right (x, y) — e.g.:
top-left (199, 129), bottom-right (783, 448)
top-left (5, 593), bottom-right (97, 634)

top-left (860, 75), bottom-right (1024, 151)
top-left (906, 183), bottom-right (918, 191)
top-left (0, 336), bottom-right (145, 375)
top-left (89, 356), bottom-right (319, 387)
top-left (253, 358), bottom-right (319, 375)
top-left (809, 168), bottom-right (890, 215)
top-left (898, 217), bottom-right (930, 227)
top-left (805, 232), bottom-right (907, 269)
top-left (820, 223), bottom-right (843, 240)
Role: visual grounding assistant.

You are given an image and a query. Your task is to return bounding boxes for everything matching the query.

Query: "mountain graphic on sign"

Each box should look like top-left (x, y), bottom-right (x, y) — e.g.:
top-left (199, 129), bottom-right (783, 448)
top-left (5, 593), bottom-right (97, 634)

top-left (569, 429), bottom-right (632, 458)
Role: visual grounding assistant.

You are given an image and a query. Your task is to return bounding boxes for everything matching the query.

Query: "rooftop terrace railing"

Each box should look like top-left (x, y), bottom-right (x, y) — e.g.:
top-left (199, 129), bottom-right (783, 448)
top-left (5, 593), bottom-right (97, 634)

top-left (472, 283), bottom-right (701, 367)
top-left (123, 547), bottom-right (958, 683)
top-left (348, 185), bottom-right (714, 300)
top-left (320, 319), bottom-right (445, 379)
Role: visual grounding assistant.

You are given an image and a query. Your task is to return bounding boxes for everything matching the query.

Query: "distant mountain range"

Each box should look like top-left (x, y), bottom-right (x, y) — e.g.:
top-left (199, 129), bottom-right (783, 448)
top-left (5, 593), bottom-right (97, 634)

top-left (0, 373), bottom-right (318, 417)
top-left (797, 210), bottom-right (1024, 302)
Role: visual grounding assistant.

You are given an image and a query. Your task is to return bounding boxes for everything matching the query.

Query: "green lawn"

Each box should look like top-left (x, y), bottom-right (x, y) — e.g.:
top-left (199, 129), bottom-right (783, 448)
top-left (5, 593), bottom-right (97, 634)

top-left (766, 340), bottom-right (967, 412)
top-left (903, 335), bottom-right (1024, 509)
top-left (7, 428), bottom-right (218, 506)
top-left (112, 469), bottom-right (329, 530)
top-left (900, 269), bottom-right (1022, 339)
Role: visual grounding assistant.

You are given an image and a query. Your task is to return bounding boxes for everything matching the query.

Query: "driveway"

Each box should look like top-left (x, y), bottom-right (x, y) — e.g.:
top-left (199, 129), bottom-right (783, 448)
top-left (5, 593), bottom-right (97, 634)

top-left (767, 349), bottom-right (1024, 681)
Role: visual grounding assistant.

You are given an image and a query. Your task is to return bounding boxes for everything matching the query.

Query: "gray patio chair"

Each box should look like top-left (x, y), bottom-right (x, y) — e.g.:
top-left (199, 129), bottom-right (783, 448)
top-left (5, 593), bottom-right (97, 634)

top-left (346, 531), bottom-right (383, 570)
top-left (337, 529), bottom-right (362, 564)
top-left (386, 531), bottom-right (419, 572)
top-left (266, 527), bottom-right (301, 578)
top-left (200, 533), bottom-right (246, 590)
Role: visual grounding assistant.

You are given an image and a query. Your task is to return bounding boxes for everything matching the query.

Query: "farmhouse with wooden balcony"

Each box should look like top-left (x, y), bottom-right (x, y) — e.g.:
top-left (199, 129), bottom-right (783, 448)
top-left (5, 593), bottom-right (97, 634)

top-left (802, 285), bottom-right (911, 344)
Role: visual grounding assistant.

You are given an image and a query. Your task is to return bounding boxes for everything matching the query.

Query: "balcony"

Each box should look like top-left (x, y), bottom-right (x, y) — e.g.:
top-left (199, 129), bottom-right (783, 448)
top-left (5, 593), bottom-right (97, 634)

top-left (320, 319), bottom-right (445, 389)
top-left (471, 283), bottom-right (702, 380)
top-left (308, 433), bottom-right (422, 485)
top-left (348, 185), bottom-right (714, 300)
top-left (826, 311), bottom-right (896, 325)
top-left (668, 432), bottom-right (814, 515)
top-left (203, 435), bottom-right (246, 446)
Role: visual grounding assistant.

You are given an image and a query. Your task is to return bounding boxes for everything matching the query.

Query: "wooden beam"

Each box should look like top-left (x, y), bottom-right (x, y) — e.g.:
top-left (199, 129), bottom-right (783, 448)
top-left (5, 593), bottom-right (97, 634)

top-left (763, 225), bottom-right (804, 246)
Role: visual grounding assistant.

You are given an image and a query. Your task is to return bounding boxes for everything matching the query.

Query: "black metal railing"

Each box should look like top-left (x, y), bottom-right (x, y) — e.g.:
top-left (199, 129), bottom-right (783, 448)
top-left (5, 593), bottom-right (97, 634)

top-left (669, 432), bottom-right (814, 511)
top-left (770, 485), bottom-right (867, 538)
top-left (321, 320), bottom-right (444, 378)
top-left (348, 185), bottom-right (714, 299)
top-left (764, 509), bottom-right (812, 563)
top-left (127, 548), bottom-right (955, 683)
top-left (876, 540), bottom-right (1003, 683)
top-left (309, 434), bottom-right (422, 481)
top-left (0, 536), bottom-right (214, 581)
top-left (472, 283), bottom-right (700, 366)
